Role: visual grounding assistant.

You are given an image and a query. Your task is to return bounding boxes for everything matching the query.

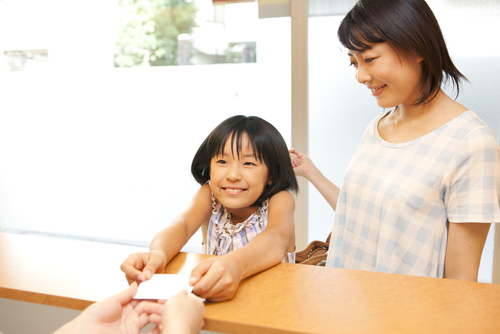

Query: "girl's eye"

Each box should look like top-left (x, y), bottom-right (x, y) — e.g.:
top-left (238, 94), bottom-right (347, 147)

top-left (349, 61), bottom-right (357, 67)
top-left (216, 159), bottom-right (227, 164)
top-left (364, 57), bottom-right (375, 63)
top-left (244, 162), bottom-right (256, 166)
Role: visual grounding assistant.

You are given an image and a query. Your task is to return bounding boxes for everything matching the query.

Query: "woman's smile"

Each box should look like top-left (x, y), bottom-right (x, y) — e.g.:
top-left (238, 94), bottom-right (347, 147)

top-left (369, 84), bottom-right (387, 96)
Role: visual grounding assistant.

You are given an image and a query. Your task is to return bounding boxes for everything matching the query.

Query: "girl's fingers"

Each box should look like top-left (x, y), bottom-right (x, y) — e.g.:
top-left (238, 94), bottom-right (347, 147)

top-left (121, 254), bottom-right (148, 282)
top-left (143, 252), bottom-right (167, 280)
top-left (191, 267), bottom-right (221, 297)
top-left (198, 278), bottom-right (231, 301)
top-left (189, 259), bottom-right (214, 286)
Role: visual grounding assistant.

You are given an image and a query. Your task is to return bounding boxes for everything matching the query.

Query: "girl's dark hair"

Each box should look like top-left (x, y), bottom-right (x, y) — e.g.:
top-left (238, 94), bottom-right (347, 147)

top-left (338, 0), bottom-right (467, 106)
top-left (191, 115), bottom-right (298, 207)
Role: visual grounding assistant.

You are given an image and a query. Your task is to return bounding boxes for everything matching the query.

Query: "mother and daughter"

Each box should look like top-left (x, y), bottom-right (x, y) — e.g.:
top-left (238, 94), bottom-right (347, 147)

top-left (121, 0), bottom-right (500, 303)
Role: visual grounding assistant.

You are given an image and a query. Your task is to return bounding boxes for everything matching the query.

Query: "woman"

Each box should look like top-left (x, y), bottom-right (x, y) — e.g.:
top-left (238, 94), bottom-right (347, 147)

top-left (291, 0), bottom-right (500, 281)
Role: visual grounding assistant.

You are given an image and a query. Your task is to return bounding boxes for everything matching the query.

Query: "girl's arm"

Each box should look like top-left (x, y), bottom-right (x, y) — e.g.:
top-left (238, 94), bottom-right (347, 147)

top-left (120, 185), bottom-right (212, 284)
top-left (289, 148), bottom-right (340, 211)
top-left (444, 222), bottom-right (491, 281)
top-left (189, 190), bottom-right (295, 302)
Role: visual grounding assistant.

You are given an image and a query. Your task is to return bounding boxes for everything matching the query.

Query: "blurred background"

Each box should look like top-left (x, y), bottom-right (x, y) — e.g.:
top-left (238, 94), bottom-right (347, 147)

top-left (0, 0), bottom-right (498, 283)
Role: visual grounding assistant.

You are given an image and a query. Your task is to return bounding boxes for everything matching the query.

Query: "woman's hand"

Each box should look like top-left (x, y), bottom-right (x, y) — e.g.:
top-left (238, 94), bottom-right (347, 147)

top-left (189, 256), bottom-right (244, 302)
top-left (120, 251), bottom-right (168, 284)
top-left (289, 148), bottom-right (318, 180)
top-left (289, 148), bottom-right (340, 211)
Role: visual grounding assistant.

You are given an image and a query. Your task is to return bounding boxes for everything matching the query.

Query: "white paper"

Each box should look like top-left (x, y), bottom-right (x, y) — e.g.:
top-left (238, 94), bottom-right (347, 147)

top-left (133, 274), bottom-right (193, 300)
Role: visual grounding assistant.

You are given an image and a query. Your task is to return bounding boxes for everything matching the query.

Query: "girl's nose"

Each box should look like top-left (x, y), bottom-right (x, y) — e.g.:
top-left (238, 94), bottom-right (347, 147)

top-left (226, 166), bottom-right (242, 181)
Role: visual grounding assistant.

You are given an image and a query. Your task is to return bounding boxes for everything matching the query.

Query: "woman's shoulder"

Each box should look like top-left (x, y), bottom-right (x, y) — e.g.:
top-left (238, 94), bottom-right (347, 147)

top-left (446, 111), bottom-right (497, 141)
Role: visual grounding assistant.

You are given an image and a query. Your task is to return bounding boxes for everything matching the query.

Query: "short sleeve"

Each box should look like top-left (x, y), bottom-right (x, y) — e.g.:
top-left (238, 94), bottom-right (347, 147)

top-left (444, 126), bottom-right (500, 223)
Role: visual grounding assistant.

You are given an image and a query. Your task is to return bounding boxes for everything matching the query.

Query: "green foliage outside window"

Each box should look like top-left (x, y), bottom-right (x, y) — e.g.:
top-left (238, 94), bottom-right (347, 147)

top-left (115, 0), bottom-right (197, 67)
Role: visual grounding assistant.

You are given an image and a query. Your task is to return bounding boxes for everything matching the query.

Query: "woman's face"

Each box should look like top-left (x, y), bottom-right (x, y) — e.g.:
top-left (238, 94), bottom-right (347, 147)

top-left (348, 42), bottom-right (423, 109)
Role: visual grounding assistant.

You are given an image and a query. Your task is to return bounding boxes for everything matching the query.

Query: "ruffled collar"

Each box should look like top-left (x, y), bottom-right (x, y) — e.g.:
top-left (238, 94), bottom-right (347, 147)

top-left (211, 192), bottom-right (269, 238)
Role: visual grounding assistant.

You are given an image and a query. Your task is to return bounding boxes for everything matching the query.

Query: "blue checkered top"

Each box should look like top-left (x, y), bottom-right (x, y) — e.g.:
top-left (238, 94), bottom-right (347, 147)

top-left (326, 111), bottom-right (500, 277)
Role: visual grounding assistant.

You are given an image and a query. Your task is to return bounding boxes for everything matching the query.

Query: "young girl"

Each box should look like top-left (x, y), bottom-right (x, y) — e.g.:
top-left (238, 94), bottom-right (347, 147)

top-left (291, 0), bottom-right (500, 281)
top-left (121, 115), bottom-right (298, 301)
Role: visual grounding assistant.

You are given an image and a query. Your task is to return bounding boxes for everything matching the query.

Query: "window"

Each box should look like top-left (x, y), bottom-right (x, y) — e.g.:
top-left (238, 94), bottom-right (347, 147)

top-left (0, 0), bottom-right (291, 252)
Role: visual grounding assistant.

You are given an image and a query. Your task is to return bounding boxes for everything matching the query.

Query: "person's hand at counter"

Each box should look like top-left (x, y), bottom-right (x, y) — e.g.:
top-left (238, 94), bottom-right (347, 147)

top-left (53, 282), bottom-right (160, 334)
top-left (120, 250), bottom-right (167, 284)
top-left (188, 256), bottom-right (243, 302)
top-left (147, 290), bottom-right (205, 334)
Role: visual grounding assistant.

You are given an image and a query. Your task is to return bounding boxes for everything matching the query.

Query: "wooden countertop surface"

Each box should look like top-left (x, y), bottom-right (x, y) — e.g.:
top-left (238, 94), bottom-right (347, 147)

top-left (1, 232), bottom-right (500, 334)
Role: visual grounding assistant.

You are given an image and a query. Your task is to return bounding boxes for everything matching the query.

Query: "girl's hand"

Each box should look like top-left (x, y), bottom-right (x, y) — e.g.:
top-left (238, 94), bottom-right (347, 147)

top-left (189, 256), bottom-right (243, 302)
top-left (120, 251), bottom-right (167, 284)
top-left (289, 148), bottom-right (317, 180)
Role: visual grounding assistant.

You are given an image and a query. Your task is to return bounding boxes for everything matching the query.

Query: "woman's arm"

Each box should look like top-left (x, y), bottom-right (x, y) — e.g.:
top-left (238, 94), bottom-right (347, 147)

top-left (290, 148), bottom-right (341, 211)
top-left (189, 190), bottom-right (295, 301)
top-left (444, 222), bottom-right (491, 281)
top-left (120, 185), bottom-right (213, 283)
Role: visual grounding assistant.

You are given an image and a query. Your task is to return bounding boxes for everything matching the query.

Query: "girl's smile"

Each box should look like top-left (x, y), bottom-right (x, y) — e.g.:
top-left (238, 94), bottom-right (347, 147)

top-left (223, 187), bottom-right (246, 195)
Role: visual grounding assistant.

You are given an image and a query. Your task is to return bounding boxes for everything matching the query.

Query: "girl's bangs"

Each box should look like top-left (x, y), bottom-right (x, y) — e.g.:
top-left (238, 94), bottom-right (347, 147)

top-left (214, 129), bottom-right (262, 162)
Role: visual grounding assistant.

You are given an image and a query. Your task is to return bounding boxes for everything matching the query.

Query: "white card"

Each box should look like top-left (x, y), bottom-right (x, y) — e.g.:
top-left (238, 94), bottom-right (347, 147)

top-left (133, 274), bottom-right (193, 300)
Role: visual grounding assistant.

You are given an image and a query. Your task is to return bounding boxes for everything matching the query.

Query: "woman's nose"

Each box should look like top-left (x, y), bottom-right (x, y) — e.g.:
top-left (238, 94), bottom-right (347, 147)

top-left (356, 65), bottom-right (371, 85)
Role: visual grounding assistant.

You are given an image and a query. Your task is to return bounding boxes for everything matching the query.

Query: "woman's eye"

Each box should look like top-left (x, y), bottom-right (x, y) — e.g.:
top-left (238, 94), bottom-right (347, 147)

top-left (364, 58), bottom-right (375, 63)
top-left (349, 61), bottom-right (357, 67)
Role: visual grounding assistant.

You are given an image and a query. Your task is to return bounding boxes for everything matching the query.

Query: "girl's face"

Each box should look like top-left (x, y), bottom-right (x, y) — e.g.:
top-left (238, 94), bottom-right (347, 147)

top-left (348, 42), bottom-right (423, 109)
top-left (209, 133), bottom-right (269, 223)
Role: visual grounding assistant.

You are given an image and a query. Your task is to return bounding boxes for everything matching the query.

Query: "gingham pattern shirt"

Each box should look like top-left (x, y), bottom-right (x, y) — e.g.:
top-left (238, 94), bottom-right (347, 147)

top-left (203, 192), bottom-right (295, 263)
top-left (326, 111), bottom-right (500, 277)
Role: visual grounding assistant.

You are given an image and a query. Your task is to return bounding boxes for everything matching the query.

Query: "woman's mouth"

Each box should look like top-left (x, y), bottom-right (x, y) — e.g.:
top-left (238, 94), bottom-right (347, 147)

top-left (370, 84), bottom-right (387, 96)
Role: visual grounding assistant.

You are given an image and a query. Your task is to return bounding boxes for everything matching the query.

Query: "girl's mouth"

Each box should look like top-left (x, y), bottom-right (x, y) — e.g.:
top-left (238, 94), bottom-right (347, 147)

top-left (223, 187), bottom-right (246, 195)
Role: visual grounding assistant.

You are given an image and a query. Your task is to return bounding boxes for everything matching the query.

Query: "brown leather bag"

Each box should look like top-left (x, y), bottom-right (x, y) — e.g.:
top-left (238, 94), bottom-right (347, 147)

top-left (295, 233), bottom-right (331, 266)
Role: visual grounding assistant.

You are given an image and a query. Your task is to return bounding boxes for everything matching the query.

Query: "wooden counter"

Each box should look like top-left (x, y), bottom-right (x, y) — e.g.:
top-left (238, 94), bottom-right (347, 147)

top-left (1, 232), bottom-right (500, 333)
